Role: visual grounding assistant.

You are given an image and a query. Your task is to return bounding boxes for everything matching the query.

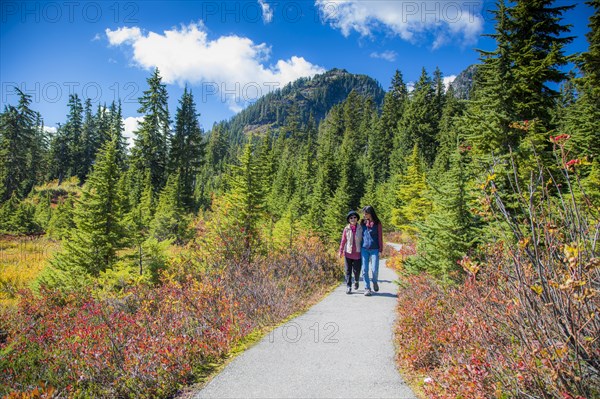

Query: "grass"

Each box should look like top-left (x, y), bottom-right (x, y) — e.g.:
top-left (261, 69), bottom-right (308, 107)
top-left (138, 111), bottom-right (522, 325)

top-left (0, 235), bottom-right (60, 308)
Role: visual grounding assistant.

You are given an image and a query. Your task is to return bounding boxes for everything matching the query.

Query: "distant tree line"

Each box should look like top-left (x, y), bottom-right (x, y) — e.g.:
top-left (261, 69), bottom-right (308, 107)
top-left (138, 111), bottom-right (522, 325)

top-left (0, 0), bottom-right (598, 287)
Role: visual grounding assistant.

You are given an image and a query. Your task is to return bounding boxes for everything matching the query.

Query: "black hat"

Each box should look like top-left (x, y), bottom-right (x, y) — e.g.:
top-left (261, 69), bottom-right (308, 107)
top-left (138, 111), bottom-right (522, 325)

top-left (346, 210), bottom-right (359, 222)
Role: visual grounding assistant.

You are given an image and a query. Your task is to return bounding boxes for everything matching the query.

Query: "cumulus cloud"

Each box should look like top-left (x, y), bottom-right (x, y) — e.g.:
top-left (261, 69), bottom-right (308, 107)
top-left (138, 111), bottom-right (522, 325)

top-left (370, 50), bottom-right (397, 62)
top-left (258, 0), bottom-right (273, 23)
top-left (43, 126), bottom-right (57, 134)
top-left (106, 22), bottom-right (324, 111)
top-left (315, 0), bottom-right (483, 48)
top-left (123, 116), bottom-right (143, 148)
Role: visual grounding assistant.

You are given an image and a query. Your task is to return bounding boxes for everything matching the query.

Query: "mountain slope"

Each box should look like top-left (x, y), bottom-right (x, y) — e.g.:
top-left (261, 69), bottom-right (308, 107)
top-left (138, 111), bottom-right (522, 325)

top-left (220, 68), bottom-right (386, 143)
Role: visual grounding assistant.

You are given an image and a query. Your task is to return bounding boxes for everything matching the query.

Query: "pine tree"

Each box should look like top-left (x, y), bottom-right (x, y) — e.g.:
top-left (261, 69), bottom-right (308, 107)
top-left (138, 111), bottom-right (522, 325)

top-left (78, 98), bottom-right (99, 182)
top-left (131, 68), bottom-right (171, 194)
top-left (431, 85), bottom-right (466, 179)
top-left (0, 88), bottom-right (38, 201)
top-left (64, 94), bottom-right (84, 179)
top-left (45, 139), bottom-right (126, 287)
top-left (392, 68), bottom-right (437, 170)
top-left (566, 0), bottom-right (600, 161)
top-left (46, 195), bottom-right (76, 240)
top-left (390, 145), bottom-right (431, 235)
top-left (466, 0), bottom-right (574, 159)
top-left (406, 147), bottom-right (480, 281)
top-left (308, 104), bottom-right (344, 232)
top-left (508, 0), bottom-right (575, 125)
top-left (150, 173), bottom-right (191, 243)
top-left (337, 90), bottom-right (365, 208)
top-left (361, 100), bottom-right (381, 207)
top-left (169, 87), bottom-right (205, 212)
top-left (221, 141), bottom-right (267, 251)
top-left (378, 70), bottom-right (408, 180)
top-left (108, 101), bottom-right (128, 168)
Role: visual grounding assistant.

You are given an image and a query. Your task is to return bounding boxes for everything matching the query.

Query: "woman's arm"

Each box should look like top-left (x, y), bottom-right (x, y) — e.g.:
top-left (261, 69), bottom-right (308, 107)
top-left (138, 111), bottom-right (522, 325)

top-left (339, 226), bottom-right (347, 256)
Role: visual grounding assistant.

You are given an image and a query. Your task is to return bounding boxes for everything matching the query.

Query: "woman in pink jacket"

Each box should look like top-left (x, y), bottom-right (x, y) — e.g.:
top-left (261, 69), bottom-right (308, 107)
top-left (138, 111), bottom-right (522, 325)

top-left (338, 210), bottom-right (363, 294)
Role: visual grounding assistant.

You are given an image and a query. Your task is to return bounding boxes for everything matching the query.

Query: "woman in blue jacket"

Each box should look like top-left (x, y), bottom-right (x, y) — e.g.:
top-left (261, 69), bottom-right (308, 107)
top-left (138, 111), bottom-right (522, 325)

top-left (360, 205), bottom-right (383, 296)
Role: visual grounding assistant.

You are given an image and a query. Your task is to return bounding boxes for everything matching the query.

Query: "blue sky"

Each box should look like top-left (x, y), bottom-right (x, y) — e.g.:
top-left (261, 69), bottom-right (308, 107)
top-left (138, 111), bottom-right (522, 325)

top-left (0, 1), bottom-right (594, 142)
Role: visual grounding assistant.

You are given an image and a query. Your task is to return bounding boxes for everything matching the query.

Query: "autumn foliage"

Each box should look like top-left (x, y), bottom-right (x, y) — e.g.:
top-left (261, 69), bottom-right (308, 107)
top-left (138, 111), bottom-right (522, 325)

top-left (391, 134), bottom-right (599, 398)
top-left (0, 233), bottom-right (338, 398)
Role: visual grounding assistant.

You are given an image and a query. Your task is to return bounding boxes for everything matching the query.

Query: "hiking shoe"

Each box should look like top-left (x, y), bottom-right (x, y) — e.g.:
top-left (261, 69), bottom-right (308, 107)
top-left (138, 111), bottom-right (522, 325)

top-left (346, 286), bottom-right (352, 294)
top-left (354, 281), bottom-right (359, 290)
top-left (373, 281), bottom-right (379, 292)
top-left (364, 289), bottom-right (372, 296)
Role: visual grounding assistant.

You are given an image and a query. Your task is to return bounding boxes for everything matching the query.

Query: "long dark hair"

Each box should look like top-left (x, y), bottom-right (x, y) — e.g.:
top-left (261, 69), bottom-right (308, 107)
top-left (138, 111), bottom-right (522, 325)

top-left (362, 205), bottom-right (380, 224)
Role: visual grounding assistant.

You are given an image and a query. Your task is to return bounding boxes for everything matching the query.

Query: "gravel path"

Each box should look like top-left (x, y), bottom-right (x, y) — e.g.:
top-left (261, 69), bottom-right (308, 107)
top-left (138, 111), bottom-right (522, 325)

top-left (192, 254), bottom-right (417, 399)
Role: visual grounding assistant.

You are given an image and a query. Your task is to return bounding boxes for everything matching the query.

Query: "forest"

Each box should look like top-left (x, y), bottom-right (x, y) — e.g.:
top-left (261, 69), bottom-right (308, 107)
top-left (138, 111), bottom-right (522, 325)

top-left (1, 1), bottom-right (599, 398)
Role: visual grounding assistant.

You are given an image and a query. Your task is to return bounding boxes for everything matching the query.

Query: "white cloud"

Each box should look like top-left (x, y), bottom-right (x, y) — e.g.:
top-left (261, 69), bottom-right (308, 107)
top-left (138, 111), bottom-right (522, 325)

top-left (315, 0), bottom-right (483, 48)
top-left (106, 22), bottom-right (324, 111)
top-left (259, 0), bottom-right (273, 23)
top-left (106, 26), bottom-right (142, 45)
top-left (43, 126), bottom-right (57, 134)
top-left (370, 50), bottom-right (397, 62)
top-left (123, 116), bottom-right (143, 148)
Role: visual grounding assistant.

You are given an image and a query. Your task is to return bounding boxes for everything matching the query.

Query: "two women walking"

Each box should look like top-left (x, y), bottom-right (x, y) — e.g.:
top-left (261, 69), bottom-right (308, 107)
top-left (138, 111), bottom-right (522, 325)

top-left (338, 206), bottom-right (383, 296)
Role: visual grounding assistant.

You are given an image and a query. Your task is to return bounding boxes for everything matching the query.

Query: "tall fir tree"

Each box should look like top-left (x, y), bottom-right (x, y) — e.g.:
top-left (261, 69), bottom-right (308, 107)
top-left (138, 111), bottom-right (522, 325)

top-left (150, 173), bottom-right (191, 243)
top-left (78, 98), bottom-right (98, 182)
top-left (431, 85), bottom-right (466, 179)
top-left (390, 145), bottom-right (431, 235)
top-left (308, 104), bottom-right (344, 233)
top-left (406, 147), bottom-right (480, 281)
top-left (377, 70), bottom-right (408, 180)
top-left (508, 0), bottom-right (575, 125)
top-left (566, 0), bottom-right (600, 161)
top-left (391, 68), bottom-right (438, 170)
top-left (131, 68), bottom-right (171, 194)
top-left (221, 141), bottom-right (267, 252)
top-left (43, 139), bottom-right (127, 289)
top-left (0, 88), bottom-right (38, 201)
top-left (466, 0), bottom-right (574, 159)
top-left (64, 94), bottom-right (84, 179)
top-left (108, 101), bottom-right (128, 168)
top-left (169, 87), bottom-right (205, 212)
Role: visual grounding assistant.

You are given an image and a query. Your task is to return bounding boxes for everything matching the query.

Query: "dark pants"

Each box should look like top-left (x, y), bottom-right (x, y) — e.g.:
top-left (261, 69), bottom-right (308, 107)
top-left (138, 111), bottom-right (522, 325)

top-left (344, 257), bottom-right (361, 287)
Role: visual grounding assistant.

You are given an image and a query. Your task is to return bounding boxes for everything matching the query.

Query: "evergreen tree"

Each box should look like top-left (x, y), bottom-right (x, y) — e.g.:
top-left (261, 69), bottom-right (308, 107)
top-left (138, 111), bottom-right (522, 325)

top-left (78, 98), bottom-right (99, 182)
top-left (361, 99), bottom-right (381, 207)
top-left (466, 0), bottom-right (574, 158)
top-left (463, 1), bottom-right (516, 157)
top-left (378, 70), bottom-right (408, 179)
top-left (337, 90), bottom-right (365, 208)
top-left (392, 68), bottom-right (438, 170)
top-left (390, 145), bottom-right (431, 235)
top-left (150, 173), bottom-right (191, 243)
top-left (566, 0), bottom-right (600, 161)
top-left (28, 115), bottom-right (49, 194)
top-left (406, 147), bottom-right (480, 281)
top-left (0, 88), bottom-right (38, 201)
top-left (131, 68), bottom-right (171, 194)
top-left (221, 141), bottom-right (267, 251)
top-left (45, 139), bottom-right (127, 287)
top-left (46, 195), bottom-right (76, 240)
top-left (508, 0), bottom-right (575, 125)
top-left (308, 104), bottom-right (344, 232)
top-left (431, 85), bottom-right (466, 179)
top-left (64, 94), bottom-right (84, 179)
top-left (108, 101), bottom-right (128, 167)
top-left (197, 122), bottom-right (228, 208)
top-left (169, 87), bottom-right (205, 212)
